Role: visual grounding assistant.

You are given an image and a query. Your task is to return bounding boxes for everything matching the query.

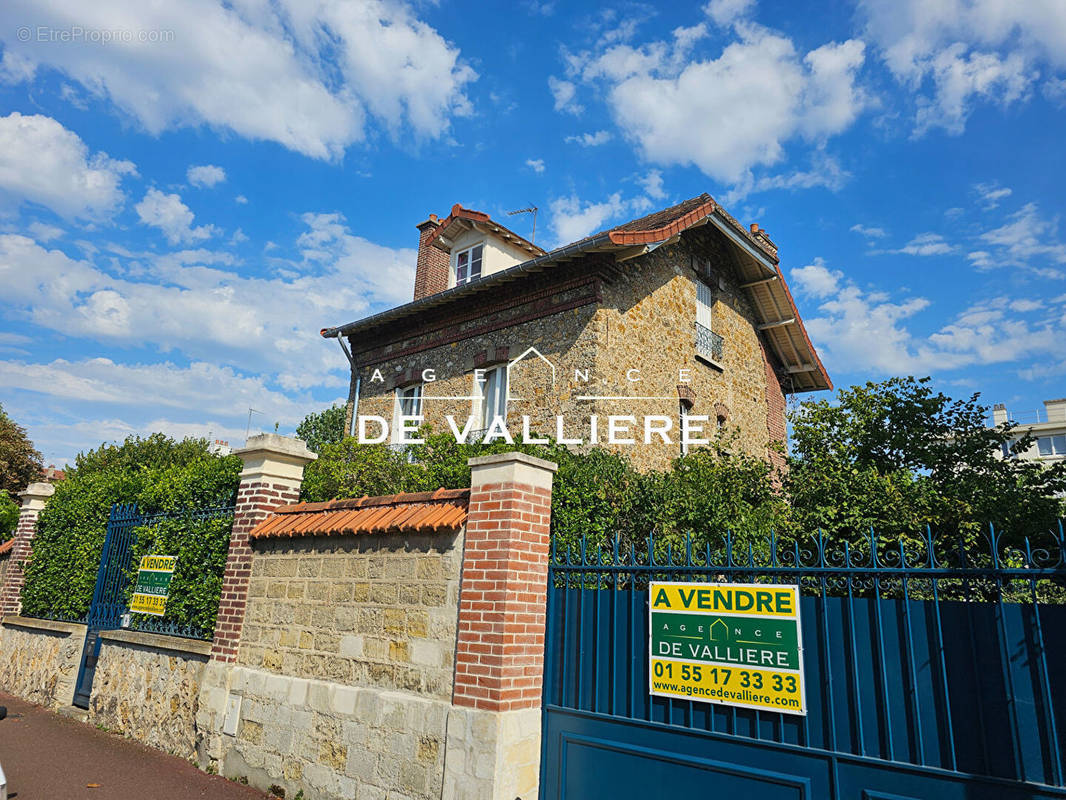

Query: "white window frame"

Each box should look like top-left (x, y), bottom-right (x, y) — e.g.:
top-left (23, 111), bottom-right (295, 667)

top-left (455, 243), bottom-right (484, 287)
top-left (475, 365), bottom-right (508, 432)
top-left (696, 279), bottom-right (713, 330)
top-left (393, 383), bottom-right (423, 441)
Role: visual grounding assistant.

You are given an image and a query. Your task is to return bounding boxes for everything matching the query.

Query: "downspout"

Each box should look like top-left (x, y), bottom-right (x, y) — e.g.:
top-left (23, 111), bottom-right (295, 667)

top-left (336, 336), bottom-right (360, 437)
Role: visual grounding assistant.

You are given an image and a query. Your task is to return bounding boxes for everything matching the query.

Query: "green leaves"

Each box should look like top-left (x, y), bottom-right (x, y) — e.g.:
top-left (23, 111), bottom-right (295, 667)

top-left (0, 402), bottom-right (43, 497)
top-left (788, 376), bottom-right (1066, 549)
top-left (20, 434), bottom-right (240, 623)
top-left (0, 490), bottom-right (18, 540)
top-left (295, 405), bottom-right (347, 454)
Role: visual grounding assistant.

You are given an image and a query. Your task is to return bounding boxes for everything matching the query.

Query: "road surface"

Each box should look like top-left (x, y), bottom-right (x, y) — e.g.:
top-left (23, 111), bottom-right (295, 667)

top-left (0, 692), bottom-right (269, 799)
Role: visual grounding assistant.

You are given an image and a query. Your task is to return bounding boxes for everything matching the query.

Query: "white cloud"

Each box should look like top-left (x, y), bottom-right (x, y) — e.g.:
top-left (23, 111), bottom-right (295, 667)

top-left (850, 223), bottom-right (888, 239)
top-left (27, 222), bottom-right (65, 242)
top-left (722, 153), bottom-right (849, 203)
top-left (0, 220), bottom-right (414, 390)
top-left (548, 76), bottom-right (583, 114)
top-left (859, 0), bottom-right (1064, 135)
top-left (974, 181), bottom-right (1012, 209)
top-left (525, 158), bottom-right (546, 173)
top-left (565, 130), bottom-right (612, 146)
top-left (896, 232), bottom-right (954, 256)
top-left (135, 188), bottom-right (218, 245)
top-left (0, 0), bottom-right (475, 159)
top-left (704, 0), bottom-right (756, 27)
top-left (0, 112), bottom-right (135, 219)
top-left (0, 357), bottom-right (306, 420)
top-left (187, 164), bottom-right (226, 188)
top-left (235, 195), bottom-right (249, 205)
top-left (970, 202), bottom-right (1066, 274)
top-left (574, 22), bottom-right (866, 185)
top-left (638, 169), bottom-right (666, 199)
top-left (791, 259), bottom-right (1066, 374)
top-left (549, 192), bottom-right (633, 245)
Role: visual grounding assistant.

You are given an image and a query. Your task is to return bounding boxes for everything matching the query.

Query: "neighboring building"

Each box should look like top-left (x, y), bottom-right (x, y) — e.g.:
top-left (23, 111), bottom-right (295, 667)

top-left (207, 439), bottom-right (232, 457)
top-left (993, 398), bottom-right (1066, 465)
top-left (321, 195), bottom-right (831, 471)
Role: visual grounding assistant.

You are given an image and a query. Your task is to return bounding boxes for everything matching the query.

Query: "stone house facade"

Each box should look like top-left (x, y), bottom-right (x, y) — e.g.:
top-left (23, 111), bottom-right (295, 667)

top-left (322, 195), bottom-right (831, 471)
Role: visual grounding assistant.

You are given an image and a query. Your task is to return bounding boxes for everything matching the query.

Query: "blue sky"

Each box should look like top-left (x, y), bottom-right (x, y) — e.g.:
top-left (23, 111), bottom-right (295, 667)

top-left (0, 0), bottom-right (1064, 466)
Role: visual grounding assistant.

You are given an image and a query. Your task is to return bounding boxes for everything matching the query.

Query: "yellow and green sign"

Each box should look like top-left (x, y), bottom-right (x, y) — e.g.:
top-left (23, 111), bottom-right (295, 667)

top-left (130, 555), bottom-right (177, 616)
top-left (649, 581), bottom-right (806, 715)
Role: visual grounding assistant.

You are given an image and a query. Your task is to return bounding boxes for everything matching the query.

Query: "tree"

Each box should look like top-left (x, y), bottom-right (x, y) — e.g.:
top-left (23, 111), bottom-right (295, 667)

top-left (20, 433), bottom-right (241, 622)
top-left (0, 403), bottom-right (43, 496)
top-left (0, 490), bottom-right (19, 541)
top-left (296, 405), bottom-right (346, 453)
top-left (787, 377), bottom-right (1066, 548)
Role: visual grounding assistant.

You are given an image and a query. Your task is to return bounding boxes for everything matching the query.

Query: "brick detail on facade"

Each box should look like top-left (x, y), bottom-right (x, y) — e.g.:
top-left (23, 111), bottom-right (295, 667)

top-left (760, 340), bottom-right (788, 476)
top-left (453, 474), bottom-right (554, 712)
top-left (210, 479), bottom-right (301, 662)
top-left (413, 217), bottom-right (448, 301)
top-left (0, 484), bottom-right (54, 619)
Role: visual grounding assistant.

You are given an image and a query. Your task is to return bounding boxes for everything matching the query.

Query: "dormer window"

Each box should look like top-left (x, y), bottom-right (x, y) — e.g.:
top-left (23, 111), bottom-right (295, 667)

top-left (456, 244), bottom-right (483, 286)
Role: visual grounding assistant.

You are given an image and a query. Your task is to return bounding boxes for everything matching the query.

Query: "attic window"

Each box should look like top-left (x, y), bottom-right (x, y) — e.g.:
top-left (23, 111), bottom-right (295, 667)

top-left (456, 244), bottom-right (483, 286)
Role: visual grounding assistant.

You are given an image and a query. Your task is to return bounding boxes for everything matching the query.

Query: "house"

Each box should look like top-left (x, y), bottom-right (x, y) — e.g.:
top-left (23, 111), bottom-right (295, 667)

top-left (321, 194), bottom-right (831, 471)
top-left (993, 398), bottom-right (1066, 465)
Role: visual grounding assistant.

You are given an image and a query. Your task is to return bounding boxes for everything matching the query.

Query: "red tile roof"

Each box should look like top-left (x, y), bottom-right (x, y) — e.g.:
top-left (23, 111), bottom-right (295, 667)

top-left (425, 203), bottom-right (545, 257)
top-left (0, 538), bottom-right (14, 557)
top-left (249, 488), bottom-right (470, 540)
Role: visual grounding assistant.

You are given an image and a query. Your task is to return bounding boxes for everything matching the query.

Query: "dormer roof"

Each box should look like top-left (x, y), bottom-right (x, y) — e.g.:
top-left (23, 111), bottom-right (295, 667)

top-left (426, 203), bottom-right (546, 257)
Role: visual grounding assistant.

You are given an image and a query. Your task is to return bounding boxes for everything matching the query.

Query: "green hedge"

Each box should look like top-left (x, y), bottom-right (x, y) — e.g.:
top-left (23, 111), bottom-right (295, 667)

top-left (300, 428), bottom-right (792, 556)
top-left (20, 434), bottom-right (240, 624)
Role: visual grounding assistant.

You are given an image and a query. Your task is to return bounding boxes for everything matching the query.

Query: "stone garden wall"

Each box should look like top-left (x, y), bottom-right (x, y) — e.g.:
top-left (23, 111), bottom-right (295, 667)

top-left (87, 629), bottom-right (211, 759)
top-left (0, 616), bottom-right (85, 708)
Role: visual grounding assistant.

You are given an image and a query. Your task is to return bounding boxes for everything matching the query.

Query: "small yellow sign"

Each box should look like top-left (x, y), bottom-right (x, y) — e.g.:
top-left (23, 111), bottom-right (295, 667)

top-left (130, 554), bottom-right (177, 617)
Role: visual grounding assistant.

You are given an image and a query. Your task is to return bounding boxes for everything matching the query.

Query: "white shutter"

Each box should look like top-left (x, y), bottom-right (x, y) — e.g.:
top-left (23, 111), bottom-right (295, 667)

top-left (696, 281), bottom-right (713, 328)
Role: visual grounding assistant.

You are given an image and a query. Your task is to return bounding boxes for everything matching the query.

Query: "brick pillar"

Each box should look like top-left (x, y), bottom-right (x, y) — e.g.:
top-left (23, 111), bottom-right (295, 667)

top-left (413, 215), bottom-right (448, 300)
top-left (446, 452), bottom-right (556, 800)
top-left (209, 434), bottom-right (316, 662)
top-left (0, 482), bottom-right (55, 619)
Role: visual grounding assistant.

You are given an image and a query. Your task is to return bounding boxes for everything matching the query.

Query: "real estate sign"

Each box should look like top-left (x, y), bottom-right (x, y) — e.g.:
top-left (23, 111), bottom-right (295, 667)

top-left (649, 581), bottom-right (806, 715)
top-left (130, 555), bottom-right (177, 616)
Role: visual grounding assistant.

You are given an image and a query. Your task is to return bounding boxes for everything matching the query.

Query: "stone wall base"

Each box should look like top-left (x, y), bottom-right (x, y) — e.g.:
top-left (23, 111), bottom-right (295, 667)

top-left (196, 663), bottom-right (452, 800)
top-left (0, 617), bottom-right (85, 708)
top-left (443, 706), bottom-right (541, 800)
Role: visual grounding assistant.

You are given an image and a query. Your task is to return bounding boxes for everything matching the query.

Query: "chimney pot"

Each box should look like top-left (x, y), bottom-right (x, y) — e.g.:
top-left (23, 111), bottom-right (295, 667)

top-left (750, 223), bottom-right (759, 234)
top-left (429, 214), bottom-right (437, 223)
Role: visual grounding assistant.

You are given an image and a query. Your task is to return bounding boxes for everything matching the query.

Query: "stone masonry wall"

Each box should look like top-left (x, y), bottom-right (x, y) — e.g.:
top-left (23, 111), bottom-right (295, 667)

top-left (197, 663), bottom-right (451, 800)
top-left (594, 235), bottom-right (775, 471)
top-left (237, 530), bottom-right (463, 700)
top-left (88, 636), bottom-right (208, 759)
top-left (0, 619), bottom-right (85, 708)
top-left (353, 232), bottom-right (775, 472)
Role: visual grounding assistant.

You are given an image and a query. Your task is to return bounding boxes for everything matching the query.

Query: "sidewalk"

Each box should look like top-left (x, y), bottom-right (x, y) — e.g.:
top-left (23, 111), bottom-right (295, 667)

top-left (0, 693), bottom-right (269, 800)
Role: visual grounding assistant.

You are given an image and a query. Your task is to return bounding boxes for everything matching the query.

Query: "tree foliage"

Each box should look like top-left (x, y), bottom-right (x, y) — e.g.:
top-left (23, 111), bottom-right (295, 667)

top-left (20, 434), bottom-right (240, 624)
top-left (302, 427), bottom-right (790, 554)
top-left (0, 403), bottom-right (43, 497)
top-left (296, 405), bottom-right (347, 454)
top-left (787, 376), bottom-right (1066, 548)
top-left (0, 490), bottom-right (19, 541)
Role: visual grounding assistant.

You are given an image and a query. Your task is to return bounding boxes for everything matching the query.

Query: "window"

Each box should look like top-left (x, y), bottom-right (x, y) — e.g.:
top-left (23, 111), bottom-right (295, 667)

top-left (396, 384), bottom-right (422, 419)
top-left (478, 366), bottom-right (508, 431)
top-left (1038, 435), bottom-right (1066, 456)
top-left (696, 280), bottom-right (713, 329)
top-left (455, 244), bottom-right (483, 286)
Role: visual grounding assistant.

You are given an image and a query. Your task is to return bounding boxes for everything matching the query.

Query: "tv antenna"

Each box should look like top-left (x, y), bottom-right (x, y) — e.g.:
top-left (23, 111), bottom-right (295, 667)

top-left (245, 407), bottom-right (264, 442)
top-left (507, 205), bottom-right (538, 245)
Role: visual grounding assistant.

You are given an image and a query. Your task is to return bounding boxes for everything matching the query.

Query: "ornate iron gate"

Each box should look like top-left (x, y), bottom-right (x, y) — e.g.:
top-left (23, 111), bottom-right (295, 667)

top-left (540, 528), bottom-right (1066, 799)
top-left (72, 504), bottom-right (141, 708)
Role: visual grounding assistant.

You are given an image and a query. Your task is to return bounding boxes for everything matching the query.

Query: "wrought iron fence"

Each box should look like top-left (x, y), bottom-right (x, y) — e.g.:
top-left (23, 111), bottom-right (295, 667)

top-left (545, 523), bottom-right (1066, 790)
top-left (695, 321), bottom-right (724, 363)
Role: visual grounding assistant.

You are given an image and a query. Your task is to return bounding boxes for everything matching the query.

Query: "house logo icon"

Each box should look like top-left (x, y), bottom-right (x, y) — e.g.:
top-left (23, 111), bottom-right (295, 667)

top-left (709, 618), bottom-right (729, 642)
top-left (506, 346), bottom-right (556, 400)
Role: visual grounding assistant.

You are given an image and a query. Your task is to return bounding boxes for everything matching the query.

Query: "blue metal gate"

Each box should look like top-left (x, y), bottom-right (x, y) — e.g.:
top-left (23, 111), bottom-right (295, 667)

top-left (72, 504), bottom-right (141, 708)
top-left (540, 528), bottom-right (1066, 799)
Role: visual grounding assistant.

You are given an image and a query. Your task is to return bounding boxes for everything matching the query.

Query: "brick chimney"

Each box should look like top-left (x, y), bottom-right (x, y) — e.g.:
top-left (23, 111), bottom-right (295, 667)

top-left (413, 214), bottom-right (449, 300)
